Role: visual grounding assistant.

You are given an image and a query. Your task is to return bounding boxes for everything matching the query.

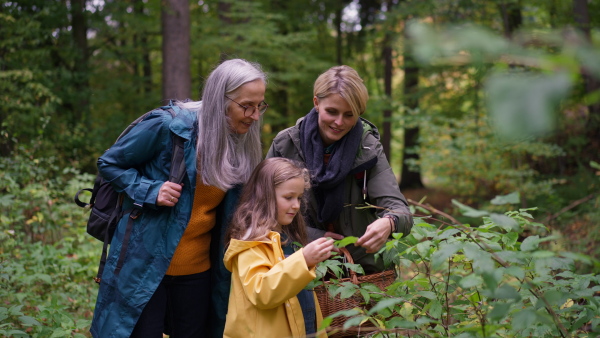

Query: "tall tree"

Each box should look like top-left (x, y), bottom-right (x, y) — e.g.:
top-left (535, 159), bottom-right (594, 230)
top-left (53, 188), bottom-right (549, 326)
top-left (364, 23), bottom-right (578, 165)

top-left (381, 30), bottom-right (393, 160)
top-left (70, 0), bottom-right (90, 126)
top-left (399, 31), bottom-right (423, 190)
top-left (573, 0), bottom-right (599, 144)
top-left (162, 0), bottom-right (191, 101)
top-left (134, 0), bottom-right (153, 96)
top-left (498, 0), bottom-right (522, 37)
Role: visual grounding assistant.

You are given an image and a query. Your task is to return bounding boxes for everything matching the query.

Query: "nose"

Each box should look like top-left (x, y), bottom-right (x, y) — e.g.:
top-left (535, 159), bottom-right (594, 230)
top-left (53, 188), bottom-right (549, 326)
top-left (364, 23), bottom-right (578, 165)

top-left (292, 198), bottom-right (300, 210)
top-left (248, 108), bottom-right (260, 121)
top-left (333, 114), bottom-right (343, 126)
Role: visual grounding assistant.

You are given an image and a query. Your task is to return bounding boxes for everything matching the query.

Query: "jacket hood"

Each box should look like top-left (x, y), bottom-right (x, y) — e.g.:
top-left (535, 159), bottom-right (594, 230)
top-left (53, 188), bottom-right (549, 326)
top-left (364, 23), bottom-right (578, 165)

top-left (223, 232), bottom-right (280, 271)
top-left (169, 105), bottom-right (197, 140)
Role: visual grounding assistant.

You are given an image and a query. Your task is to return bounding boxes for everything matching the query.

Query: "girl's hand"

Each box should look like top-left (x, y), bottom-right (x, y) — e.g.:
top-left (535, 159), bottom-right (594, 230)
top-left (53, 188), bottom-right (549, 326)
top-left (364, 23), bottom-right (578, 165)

top-left (303, 238), bottom-right (335, 269)
top-left (355, 217), bottom-right (392, 253)
top-left (156, 181), bottom-right (183, 207)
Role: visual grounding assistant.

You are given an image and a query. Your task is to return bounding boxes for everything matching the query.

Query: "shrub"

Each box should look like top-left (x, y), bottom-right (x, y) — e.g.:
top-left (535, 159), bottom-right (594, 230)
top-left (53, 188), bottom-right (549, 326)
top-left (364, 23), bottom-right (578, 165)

top-left (317, 195), bottom-right (600, 337)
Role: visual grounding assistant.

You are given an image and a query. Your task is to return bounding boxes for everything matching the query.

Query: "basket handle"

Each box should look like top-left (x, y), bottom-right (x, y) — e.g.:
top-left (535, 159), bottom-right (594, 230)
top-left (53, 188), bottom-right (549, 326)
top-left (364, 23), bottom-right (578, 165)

top-left (338, 247), bottom-right (359, 284)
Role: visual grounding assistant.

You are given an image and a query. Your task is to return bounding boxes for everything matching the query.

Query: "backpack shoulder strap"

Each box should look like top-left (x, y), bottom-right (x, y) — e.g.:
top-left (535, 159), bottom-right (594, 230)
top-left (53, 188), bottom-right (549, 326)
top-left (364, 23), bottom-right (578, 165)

top-left (163, 107), bottom-right (187, 184)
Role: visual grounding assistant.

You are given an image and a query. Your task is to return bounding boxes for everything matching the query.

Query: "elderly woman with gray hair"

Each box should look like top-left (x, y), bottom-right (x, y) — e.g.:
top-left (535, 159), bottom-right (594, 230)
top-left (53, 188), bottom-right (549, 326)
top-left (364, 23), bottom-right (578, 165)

top-left (90, 59), bottom-right (268, 338)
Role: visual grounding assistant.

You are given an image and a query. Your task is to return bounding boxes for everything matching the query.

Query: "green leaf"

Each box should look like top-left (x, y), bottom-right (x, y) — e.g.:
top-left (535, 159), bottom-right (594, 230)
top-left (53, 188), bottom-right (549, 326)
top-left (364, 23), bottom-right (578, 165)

top-left (488, 302), bottom-right (511, 320)
top-left (486, 71), bottom-right (572, 140)
top-left (452, 199), bottom-right (489, 217)
top-left (431, 243), bottom-right (461, 269)
top-left (334, 236), bottom-right (358, 248)
top-left (359, 288), bottom-right (370, 303)
top-left (494, 284), bottom-right (521, 300)
top-left (491, 192), bottom-right (520, 205)
top-left (386, 317), bottom-right (419, 329)
top-left (521, 235), bottom-right (540, 251)
top-left (337, 282), bottom-right (359, 299)
top-left (343, 315), bottom-right (368, 329)
top-left (368, 298), bottom-right (404, 315)
top-left (542, 290), bottom-right (566, 307)
top-left (459, 274), bottom-right (483, 288)
top-left (429, 300), bottom-right (443, 319)
top-left (319, 316), bottom-right (333, 329)
top-left (490, 213), bottom-right (519, 232)
top-left (504, 266), bottom-right (525, 280)
top-left (417, 291), bottom-right (437, 300)
top-left (511, 309), bottom-right (538, 331)
top-left (18, 315), bottom-right (41, 326)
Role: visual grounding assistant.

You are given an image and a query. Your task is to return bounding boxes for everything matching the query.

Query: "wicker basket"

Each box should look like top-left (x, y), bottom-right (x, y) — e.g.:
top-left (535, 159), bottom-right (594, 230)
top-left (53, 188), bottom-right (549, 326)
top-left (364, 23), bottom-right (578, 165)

top-left (314, 247), bottom-right (396, 337)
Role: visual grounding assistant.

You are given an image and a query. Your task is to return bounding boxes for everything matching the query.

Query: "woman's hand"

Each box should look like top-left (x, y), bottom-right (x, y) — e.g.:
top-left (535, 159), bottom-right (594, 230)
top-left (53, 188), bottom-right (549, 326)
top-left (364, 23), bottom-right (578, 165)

top-left (355, 217), bottom-right (392, 253)
top-left (303, 237), bottom-right (335, 269)
top-left (156, 181), bottom-right (183, 207)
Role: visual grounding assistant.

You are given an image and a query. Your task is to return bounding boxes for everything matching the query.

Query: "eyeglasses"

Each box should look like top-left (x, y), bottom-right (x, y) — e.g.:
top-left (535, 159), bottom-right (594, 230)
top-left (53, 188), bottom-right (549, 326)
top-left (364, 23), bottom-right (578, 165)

top-left (225, 95), bottom-right (269, 117)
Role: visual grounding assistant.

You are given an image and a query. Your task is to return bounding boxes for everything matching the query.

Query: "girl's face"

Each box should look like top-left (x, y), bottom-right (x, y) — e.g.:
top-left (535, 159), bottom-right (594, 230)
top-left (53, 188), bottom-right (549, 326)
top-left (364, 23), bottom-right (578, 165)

top-left (226, 79), bottom-right (266, 134)
top-left (313, 93), bottom-right (358, 146)
top-left (274, 177), bottom-right (305, 226)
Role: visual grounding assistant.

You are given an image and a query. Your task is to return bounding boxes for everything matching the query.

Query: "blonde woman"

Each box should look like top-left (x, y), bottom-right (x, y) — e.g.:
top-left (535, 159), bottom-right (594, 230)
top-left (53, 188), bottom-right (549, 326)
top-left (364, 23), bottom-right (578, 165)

top-left (267, 65), bottom-right (413, 273)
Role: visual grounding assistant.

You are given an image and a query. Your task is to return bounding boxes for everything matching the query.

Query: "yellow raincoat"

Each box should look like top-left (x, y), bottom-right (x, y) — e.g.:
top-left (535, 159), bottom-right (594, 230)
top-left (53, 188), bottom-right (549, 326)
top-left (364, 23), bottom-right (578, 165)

top-left (223, 231), bottom-right (327, 338)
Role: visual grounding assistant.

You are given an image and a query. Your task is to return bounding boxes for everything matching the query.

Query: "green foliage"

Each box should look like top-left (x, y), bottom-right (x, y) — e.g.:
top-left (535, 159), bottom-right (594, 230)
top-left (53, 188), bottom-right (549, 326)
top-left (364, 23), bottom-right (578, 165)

top-left (1, 154), bottom-right (100, 337)
top-left (315, 198), bottom-right (600, 337)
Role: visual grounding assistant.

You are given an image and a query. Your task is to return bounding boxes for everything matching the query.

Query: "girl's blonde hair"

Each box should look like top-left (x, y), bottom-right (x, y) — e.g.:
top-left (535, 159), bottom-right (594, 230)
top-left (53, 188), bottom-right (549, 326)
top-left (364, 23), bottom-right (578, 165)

top-left (313, 65), bottom-right (369, 118)
top-left (226, 158), bottom-right (310, 246)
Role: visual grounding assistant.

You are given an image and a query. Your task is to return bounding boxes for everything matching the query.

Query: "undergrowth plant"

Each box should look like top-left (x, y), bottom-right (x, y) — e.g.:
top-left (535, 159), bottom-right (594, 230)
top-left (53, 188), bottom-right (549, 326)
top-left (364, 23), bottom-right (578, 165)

top-left (315, 193), bottom-right (600, 337)
top-left (1, 153), bottom-right (100, 337)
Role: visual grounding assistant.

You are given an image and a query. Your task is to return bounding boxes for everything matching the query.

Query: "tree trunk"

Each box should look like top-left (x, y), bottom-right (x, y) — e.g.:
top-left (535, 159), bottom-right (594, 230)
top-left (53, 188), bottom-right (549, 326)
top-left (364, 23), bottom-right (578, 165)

top-left (162, 0), bottom-right (191, 101)
top-left (335, 2), bottom-right (343, 65)
top-left (498, 0), bottom-right (522, 38)
top-left (382, 32), bottom-right (392, 161)
top-left (400, 36), bottom-right (424, 190)
top-left (573, 0), bottom-right (600, 149)
top-left (71, 0), bottom-right (90, 125)
top-left (135, 0), bottom-right (152, 95)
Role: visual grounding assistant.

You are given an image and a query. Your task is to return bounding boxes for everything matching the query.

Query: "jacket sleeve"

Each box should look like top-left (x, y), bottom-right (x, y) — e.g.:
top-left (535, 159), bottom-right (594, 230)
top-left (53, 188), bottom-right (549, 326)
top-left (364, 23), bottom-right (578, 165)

top-left (366, 137), bottom-right (414, 237)
top-left (234, 247), bottom-right (316, 310)
top-left (97, 111), bottom-right (173, 209)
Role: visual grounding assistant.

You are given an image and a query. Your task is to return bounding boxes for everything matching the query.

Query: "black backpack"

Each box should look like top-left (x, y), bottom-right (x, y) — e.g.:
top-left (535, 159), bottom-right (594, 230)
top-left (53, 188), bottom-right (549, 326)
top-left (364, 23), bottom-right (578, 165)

top-left (74, 106), bottom-right (187, 283)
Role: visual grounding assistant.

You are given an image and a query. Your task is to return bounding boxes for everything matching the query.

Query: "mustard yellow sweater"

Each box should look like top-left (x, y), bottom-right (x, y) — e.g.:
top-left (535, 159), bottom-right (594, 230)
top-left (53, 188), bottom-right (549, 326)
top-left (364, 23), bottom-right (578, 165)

top-left (166, 178), bottom-right (225, 275)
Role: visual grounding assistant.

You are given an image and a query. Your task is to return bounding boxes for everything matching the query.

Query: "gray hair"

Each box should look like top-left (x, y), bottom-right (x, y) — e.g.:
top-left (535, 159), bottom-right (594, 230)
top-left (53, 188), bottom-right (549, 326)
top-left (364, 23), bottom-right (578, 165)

top-left (177, 59), bottom-right (267, 190)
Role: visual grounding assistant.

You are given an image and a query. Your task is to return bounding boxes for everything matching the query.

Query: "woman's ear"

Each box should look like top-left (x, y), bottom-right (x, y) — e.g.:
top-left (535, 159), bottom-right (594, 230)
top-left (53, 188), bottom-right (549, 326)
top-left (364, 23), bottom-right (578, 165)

top-left (313, 96), bottom-right (319, 111)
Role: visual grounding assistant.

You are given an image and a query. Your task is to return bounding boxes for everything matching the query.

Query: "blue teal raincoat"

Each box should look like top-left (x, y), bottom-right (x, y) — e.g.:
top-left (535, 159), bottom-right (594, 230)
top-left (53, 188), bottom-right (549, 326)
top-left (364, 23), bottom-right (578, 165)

top-left (90, 105), bottom-right (237, 337)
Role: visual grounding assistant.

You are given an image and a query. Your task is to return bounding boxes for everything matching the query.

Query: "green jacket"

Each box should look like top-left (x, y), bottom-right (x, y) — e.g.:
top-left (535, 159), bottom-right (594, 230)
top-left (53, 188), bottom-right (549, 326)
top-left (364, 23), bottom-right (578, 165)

top-left (266, 117), bottom-right (413, 272)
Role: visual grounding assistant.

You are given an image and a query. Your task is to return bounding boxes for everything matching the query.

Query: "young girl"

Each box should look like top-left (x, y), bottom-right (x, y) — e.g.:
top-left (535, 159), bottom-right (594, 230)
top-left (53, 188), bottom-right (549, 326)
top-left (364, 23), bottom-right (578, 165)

top-left (223, 157), bottom-right (333, 338)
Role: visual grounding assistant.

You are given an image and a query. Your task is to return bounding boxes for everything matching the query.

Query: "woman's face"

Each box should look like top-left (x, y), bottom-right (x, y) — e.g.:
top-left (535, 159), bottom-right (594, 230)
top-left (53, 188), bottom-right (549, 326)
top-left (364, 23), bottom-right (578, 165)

top-left (314, 93), bottom-right (358, 146)
top-left (226, 79), bottom-right (266, 134)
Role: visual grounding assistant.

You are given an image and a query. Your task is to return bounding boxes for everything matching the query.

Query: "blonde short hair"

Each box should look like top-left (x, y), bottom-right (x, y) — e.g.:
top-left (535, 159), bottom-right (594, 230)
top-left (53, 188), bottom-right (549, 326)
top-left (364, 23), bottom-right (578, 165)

top-left (313, 65), bottom-right (369, 118)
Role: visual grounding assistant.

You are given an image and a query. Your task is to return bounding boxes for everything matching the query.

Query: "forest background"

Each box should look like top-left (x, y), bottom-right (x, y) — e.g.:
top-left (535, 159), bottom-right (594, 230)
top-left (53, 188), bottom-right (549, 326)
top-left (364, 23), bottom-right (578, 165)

top-left (1, 0), bottom-right (599, 337)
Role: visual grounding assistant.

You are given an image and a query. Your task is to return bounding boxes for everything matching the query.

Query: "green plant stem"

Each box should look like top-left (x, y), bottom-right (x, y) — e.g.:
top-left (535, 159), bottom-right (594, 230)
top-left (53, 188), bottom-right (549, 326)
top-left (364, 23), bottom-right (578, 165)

top-left (443, 256), bottom-right (451, 336)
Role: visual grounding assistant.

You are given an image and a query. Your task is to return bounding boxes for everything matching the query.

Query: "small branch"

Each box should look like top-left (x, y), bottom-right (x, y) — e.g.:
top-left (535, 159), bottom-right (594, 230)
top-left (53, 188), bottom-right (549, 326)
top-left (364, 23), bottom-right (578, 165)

top-left (408, 198), bottom-right (462, 225)
top-left (542, 193), bottom-right (596, 224)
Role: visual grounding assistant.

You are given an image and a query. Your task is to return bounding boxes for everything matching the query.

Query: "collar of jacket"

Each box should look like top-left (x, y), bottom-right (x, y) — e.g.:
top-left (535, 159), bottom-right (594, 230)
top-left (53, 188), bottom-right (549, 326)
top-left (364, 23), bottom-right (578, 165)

top-left (223, 231), bottom-right (282, 271)
top-left (168, 105), bottom-right (197, 141)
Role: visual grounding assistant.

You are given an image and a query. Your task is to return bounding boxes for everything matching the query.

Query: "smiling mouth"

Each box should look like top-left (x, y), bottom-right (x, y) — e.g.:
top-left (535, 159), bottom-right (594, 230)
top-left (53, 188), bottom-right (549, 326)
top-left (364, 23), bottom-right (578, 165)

top-left (330, 126), bottom-right (343, 133)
